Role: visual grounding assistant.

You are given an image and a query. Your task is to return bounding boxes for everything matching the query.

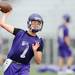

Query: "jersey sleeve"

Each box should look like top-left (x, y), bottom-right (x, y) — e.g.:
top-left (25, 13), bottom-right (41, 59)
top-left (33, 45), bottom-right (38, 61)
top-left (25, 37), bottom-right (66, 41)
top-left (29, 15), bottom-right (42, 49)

top-left (37, 38), bottom-right (44, 52)
top-left (13, 28), bottom-right (21, 36)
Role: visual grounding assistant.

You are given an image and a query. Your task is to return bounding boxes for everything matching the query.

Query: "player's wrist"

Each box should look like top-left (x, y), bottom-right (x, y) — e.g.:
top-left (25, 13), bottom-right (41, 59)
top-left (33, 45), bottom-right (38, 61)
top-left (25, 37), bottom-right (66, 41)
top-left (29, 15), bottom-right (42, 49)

top-left (33, 50), bottom-right (37, 53)
top-left (33, 50), bottom-right (38, 55)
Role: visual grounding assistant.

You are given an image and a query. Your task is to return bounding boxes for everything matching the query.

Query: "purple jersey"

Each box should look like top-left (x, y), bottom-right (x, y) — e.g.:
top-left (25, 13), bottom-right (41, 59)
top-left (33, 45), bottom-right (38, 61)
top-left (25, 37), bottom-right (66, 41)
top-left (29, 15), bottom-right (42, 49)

top-left (58, 25), bottom-right (69, 48)
top-left (58, 25), bottom-right (72, 58)
top-left (4, 28), bottom-right (44, 75)
top-left (7, 28), bottom-right (44, 64)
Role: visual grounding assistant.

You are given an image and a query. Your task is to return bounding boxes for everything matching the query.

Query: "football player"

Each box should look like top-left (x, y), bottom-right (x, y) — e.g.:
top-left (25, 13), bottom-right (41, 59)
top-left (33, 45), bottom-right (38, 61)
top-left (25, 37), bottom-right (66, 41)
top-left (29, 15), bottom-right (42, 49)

top-left (0, 13), bottom-right (44, 75)
top-left (57, 14), bottom-right (73, 74)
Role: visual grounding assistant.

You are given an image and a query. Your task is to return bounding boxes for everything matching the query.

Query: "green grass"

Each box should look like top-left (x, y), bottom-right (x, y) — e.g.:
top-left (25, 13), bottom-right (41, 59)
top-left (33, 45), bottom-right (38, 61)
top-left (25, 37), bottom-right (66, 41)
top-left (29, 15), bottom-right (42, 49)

top-left (0, 69), bottom-right (3, 75)
top-left (30, 71), bottom-right (56, 75)
top-left (30, 65), bottom-right (57, 75)
top-left (30, 65), bottom-right (75, 75)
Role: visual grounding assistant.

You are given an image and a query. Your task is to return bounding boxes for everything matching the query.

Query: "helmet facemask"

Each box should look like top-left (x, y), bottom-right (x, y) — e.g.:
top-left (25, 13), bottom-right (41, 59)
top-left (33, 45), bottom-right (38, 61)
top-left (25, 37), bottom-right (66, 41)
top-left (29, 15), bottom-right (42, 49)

top-left (28, 20), bottom-right (43, 33)
top-left (27, 13), bottom-right (43, 33)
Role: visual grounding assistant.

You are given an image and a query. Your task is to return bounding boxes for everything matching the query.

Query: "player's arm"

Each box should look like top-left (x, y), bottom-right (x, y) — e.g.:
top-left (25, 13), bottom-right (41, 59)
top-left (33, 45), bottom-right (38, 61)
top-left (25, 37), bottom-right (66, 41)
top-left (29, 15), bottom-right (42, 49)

top-left (32, 39), bottom-right (44, 64)
top-left (33, 48), bottom-right (42, 64)
top-left (0, 14), bottom-right (14, 34)
top-left (64, 36), bottom-right (70, 46)
top-left (64, 29), bottom-right (70, 46)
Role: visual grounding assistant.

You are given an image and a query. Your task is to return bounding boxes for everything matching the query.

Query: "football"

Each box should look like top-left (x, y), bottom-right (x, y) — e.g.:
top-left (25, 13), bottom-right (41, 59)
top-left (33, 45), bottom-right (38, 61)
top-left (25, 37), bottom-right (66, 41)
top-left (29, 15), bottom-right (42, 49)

top-left (0, 2), bottom-right (12, 13)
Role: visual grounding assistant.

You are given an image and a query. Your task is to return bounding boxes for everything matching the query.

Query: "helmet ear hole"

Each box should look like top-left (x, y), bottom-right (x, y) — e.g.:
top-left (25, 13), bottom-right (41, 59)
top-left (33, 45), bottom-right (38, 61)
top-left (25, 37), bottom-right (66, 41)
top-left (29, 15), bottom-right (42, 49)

top-left (29, 21), bottom-right (32, 25)
top-left (27, 21), bottom-right (32, 29)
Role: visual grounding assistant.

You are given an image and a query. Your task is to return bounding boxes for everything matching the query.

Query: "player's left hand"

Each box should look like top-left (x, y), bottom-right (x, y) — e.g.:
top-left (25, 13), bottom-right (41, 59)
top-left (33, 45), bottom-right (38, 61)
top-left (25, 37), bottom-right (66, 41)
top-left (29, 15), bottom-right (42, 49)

top-left (32, 42), bottom-right (40, 52)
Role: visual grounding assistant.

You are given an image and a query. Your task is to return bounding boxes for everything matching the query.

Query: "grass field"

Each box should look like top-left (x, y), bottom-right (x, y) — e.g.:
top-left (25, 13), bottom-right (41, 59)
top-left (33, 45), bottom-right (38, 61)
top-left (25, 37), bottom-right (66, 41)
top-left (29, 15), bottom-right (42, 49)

top-left (31, 70), bottom-right (56, 75)
top-left (30, 65), bottom-right (75, 75)
top-left (30, 64), bottom-right (57, 75)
